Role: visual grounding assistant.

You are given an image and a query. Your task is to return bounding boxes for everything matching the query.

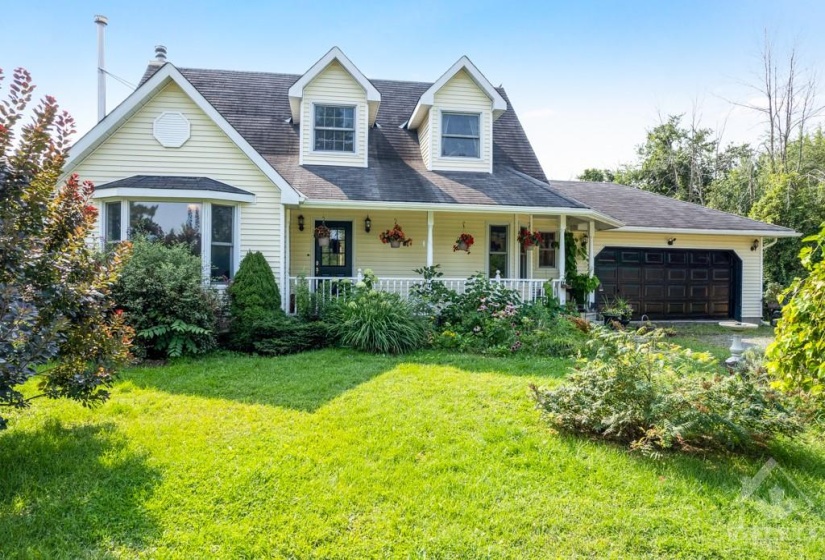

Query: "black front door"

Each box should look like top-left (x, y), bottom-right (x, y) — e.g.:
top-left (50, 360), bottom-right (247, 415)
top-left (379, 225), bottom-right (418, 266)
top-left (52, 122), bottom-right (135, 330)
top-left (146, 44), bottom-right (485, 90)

top-left (315, 220), bottom-right (353, 277)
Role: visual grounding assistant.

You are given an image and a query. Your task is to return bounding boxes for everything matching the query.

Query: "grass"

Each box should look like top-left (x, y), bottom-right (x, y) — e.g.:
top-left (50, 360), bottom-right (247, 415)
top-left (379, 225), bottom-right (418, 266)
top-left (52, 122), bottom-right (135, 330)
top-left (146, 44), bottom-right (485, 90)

top-left (1, 345), bottom-right (823, 558)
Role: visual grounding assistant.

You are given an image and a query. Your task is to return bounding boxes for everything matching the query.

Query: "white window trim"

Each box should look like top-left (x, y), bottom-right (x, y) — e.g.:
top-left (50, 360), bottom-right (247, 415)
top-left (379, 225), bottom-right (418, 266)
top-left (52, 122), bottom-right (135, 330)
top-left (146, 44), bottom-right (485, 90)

top-left (486, 222), bottom-right (510, 278)
top-left (102, 199), bottom-right (241, 283)
top-left (537, 230), bottom-right (558, 269)
top-left (310, 102), bottom-right (358, 156)
top-left (439, 110), bottom-right (482, 160)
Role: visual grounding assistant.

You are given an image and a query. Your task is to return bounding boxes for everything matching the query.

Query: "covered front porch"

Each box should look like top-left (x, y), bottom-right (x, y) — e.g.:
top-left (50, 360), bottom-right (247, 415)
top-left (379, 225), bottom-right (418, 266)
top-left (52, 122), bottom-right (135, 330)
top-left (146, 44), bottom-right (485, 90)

top-left (282, 204), bottom-right (617, 309)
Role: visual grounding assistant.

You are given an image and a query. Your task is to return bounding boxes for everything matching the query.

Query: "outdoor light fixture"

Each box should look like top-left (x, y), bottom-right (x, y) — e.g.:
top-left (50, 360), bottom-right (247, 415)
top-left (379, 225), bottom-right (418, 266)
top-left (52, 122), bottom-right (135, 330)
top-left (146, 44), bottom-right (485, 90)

top-left (751, 239), bottom-right (760, 251)
top-left (364, 215), bottom-right (372, 233)
top-left (297, 214), bottom-right (305, 231)
top-left (667, 237), bottom-right (676, 246)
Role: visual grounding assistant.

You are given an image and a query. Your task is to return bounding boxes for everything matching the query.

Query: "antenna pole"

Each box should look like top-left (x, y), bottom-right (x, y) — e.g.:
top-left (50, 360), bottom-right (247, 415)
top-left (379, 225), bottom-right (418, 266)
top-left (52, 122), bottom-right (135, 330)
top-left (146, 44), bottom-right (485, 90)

top-left (94, 15), bottom-right (108, 122)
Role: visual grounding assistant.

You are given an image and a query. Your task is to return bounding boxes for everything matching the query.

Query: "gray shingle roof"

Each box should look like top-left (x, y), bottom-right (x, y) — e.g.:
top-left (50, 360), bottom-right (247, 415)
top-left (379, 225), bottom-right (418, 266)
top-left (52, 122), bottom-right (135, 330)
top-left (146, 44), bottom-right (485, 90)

top-left (548, 180), bottom-right (795, 233)
top-left (136, 64), bottom-right (793, 233)
top-left (97, 175), bottom-right (253, 196)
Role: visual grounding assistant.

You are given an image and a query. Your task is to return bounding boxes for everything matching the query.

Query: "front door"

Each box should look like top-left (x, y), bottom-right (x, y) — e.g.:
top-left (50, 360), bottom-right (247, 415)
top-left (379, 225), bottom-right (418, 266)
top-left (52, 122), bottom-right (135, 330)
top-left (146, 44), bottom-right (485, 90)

top-left (315, 220), bottom-right (353, 277)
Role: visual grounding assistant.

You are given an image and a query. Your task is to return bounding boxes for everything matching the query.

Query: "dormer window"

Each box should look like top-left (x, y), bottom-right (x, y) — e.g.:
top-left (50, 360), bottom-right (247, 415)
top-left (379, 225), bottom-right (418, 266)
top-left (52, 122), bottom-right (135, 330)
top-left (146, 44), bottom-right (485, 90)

top-left (314, 105), bottom-right (355, 152)
top-left (441, 112), bottom-right (480, 158)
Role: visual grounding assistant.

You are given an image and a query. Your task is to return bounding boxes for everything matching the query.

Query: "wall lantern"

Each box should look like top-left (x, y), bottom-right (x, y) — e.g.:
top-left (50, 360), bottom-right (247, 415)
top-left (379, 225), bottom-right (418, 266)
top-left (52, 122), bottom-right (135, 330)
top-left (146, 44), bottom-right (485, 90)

top-left (364, 215), bottom-right (372, 233)
top-left (751, 239), bottom-right (760, 251)
top-left (667, 237), bottom-right (676, 246)
top-left (297, 214), bottom-right (305, 232)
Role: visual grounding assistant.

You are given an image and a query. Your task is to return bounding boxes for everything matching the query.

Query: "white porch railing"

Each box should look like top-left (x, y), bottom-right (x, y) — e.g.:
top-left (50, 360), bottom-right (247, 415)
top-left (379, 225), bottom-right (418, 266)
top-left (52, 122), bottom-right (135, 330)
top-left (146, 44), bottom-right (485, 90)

top-left (286, 272), bottom-right (564, 312)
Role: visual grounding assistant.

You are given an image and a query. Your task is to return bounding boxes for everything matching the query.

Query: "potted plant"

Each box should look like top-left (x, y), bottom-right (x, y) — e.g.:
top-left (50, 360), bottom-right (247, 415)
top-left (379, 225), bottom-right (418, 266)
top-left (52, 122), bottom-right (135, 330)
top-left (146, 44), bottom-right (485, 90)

top-left (453, 232), bottom-right (474, 253)
top-left (379, 223), bottom-right (412, 248)
top-left (601, 296), bottom-right (633, 327)
top-left (517, 227), bottom-right (543, 250)
top-left (314, 223), bottom-right (331, 247)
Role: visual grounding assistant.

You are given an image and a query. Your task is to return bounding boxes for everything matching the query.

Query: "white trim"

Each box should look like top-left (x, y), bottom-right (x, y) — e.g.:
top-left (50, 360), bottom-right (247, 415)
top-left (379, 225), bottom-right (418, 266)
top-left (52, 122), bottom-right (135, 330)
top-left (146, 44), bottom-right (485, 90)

top-left (438, 110), bottom-right (482, 160)
top-left (588, 220), bottom-right (596, 304)
top-left (288, 47), bottom-right (381, 125)
top-left (64, 63), bottom-right (304, 205)
top-left (486, 221), bottom-right (510, 278)
top-left (296, 199), bottom-right (624, 228)
top-left (426, 211), bottom-right (434, 267)
top-left (310, 102), bottom-right (359, 156)
top-left (279, 205), bottom-right (287, 311)
top-left (613, 226), bottom-right (800, 238)
top-left (92, 188), bottom-right (255, 203)
top-left (558, 215), bottom-right (567, 303)
top-left (408, 55), bottom-right (507, 130)
top-left (202, 202), bottom-right (213, 280)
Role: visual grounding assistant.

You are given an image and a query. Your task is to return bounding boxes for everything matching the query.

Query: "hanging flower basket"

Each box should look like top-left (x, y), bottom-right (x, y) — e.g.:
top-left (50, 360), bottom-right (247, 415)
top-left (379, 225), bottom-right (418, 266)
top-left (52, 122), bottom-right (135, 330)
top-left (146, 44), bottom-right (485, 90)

top-left (453, 232), bottom-right (475, 253)
top-left (517, 227), bottom-right (543, 250)
top-left (379, 223), bottom-right (412, 248)
top-left (315, 223), bottom-right (331, 247)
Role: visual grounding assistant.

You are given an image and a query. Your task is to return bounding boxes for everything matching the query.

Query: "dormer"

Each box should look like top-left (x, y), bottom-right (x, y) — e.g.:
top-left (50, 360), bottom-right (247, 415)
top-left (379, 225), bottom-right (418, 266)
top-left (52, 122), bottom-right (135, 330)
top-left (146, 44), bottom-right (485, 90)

top-left (408, 56), bottom-right (507, 173)
top-left (289, 47), bottom-right (380, 168)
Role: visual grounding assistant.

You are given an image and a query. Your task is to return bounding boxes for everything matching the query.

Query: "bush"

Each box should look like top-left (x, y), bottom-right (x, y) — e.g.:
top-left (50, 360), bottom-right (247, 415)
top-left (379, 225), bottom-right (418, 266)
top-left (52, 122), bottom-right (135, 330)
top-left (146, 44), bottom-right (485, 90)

top-left (114, 238), bottom-right (217, 359)
top-left (228, 251), bottom-right (282, 350)
top-left (767, 224), bottom-right (825, 393)
top-left (531, 327), bottom-right (802, 455)
top-left (327, 271), bottom-right (428, 354)
top-left (251, 316), bottom-right (330, 356)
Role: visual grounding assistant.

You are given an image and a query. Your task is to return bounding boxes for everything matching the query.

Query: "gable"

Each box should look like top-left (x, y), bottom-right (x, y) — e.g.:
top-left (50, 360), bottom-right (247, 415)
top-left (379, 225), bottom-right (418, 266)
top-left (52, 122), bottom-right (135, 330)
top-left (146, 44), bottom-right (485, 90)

top-left (72, 82), bottom-right (278, 194)
top-left (433, 69), bottom-right (493, 109)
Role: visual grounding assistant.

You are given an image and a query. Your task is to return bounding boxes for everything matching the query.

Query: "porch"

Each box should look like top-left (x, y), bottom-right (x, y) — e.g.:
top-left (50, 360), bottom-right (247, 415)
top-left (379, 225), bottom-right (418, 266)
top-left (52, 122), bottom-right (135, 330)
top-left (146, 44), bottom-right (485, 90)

top-left (282, 206), bottom-right (613, 309)
top-left (286, 273), bottom-right (566, 310)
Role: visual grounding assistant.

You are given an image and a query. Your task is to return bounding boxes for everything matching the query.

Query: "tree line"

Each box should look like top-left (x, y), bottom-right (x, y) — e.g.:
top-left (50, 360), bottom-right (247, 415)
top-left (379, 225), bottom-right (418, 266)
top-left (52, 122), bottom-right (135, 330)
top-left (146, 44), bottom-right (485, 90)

top-left (579, 36), bottom-right (825, 288)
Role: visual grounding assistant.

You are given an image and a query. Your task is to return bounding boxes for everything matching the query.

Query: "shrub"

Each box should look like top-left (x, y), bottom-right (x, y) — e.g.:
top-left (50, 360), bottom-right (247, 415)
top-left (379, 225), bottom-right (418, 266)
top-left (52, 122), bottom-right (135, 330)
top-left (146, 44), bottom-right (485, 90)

top-left (327, 275), bottom-right (428, 354)
top-left (0, 68), bottom-right (132, 429)
top-left (251, 316), bottom-right (330, 356)
top-left (114, 238), bottom-right (217, 359)
top-left (767, 224), bottom-right (825, 393)
top-left (531, 327), bottom-right (802, 455)
top-left (228, 251), bottom-right (282, 350)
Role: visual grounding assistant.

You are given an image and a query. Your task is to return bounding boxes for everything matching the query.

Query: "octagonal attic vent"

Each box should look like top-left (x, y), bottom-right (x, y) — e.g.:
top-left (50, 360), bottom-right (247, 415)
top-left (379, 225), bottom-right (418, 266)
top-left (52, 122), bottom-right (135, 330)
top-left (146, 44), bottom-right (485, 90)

top-left (153, 112), bottom-right (190, 147)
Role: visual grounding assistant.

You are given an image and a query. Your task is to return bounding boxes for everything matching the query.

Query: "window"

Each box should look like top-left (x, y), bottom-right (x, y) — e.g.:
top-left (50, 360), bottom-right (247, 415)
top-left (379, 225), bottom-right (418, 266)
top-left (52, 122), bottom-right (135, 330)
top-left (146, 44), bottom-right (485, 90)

top-left (105, 201), bottom-right (122, 244)
top-left (538, 232), bottom-right (557, 268)
top-left (314, 105), bottom-right (355, 152)
top-left (211, 205), bottom-right (235, 281)
top-left (489, 225), bottom-right (508, 277)
top-left (129, 201), bottom-right (202, 256)
top-left (441, 112), bottom-right (480, 158)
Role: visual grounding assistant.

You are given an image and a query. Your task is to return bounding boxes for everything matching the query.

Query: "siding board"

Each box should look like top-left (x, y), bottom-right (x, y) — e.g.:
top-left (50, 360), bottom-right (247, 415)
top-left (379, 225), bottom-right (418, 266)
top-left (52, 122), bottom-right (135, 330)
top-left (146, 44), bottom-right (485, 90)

top-left (73, 82), bottom-right (283, 278)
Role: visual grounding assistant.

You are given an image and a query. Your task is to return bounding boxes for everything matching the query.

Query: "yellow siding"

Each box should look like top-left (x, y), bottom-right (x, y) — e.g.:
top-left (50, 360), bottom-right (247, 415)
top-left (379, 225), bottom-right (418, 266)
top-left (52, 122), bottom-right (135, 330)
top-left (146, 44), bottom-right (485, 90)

top-left (430, 70), bottom-right (493, 173)
top-left (290, 210), bottom-right (427, 277)
top-left (418, 114), bottom-right (432, 169)
top-left (72, 82), bottom-right (283, 277)
top-left (432, 213), bottom-right (491, 277)
top-left (301, 61), bottom-right (368, 167)
top-left (593, 231), bottom-right (762, 320)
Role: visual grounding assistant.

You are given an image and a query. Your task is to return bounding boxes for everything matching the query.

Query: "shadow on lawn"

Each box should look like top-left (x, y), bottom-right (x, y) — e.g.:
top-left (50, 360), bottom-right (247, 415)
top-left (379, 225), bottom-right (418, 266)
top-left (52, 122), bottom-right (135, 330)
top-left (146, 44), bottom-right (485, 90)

top-left (0, 419), bottom-right (160, 558)
top-left (124, 349), bottom-right (571, 413)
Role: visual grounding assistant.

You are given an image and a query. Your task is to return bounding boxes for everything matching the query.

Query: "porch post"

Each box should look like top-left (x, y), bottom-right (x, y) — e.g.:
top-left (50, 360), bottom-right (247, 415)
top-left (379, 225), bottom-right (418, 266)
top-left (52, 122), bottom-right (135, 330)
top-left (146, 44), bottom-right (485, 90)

top-left (528, 215), bottom-right (534, 279)
top-left (558, 215), bottom-right (567, 304)
top-left (426, 211), bottom-right (434, 267)
top-left (280, 205), bottom-right (288, 312)
top-left (588, 219), bottom-right (596, 305)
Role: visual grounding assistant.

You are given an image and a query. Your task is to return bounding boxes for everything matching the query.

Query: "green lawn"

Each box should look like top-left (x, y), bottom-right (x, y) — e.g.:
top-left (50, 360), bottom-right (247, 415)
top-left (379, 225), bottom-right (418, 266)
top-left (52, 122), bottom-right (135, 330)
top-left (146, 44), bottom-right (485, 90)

top-left (1, 345), bottom-right (823, 558)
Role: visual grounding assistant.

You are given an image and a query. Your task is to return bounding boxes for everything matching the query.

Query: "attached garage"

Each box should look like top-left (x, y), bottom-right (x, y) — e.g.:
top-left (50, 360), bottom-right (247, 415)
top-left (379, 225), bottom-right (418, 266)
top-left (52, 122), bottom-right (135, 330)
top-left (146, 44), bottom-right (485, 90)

top-left (595, 247), bottom-right (741, 320)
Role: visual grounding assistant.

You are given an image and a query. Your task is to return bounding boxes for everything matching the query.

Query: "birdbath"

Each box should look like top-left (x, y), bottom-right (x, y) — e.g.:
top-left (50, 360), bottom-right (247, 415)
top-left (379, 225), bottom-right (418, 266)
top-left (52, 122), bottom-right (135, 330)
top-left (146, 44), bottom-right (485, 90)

top-left (718, 321), bottom-right (759, 366)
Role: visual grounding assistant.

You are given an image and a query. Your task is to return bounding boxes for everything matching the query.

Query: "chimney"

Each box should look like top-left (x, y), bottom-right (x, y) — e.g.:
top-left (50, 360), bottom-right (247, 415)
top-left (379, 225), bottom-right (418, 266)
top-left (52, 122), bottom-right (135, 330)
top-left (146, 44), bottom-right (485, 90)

top-left (94, 14), bottom-right (108, 122)
top-left (150, 45), bottom-right (168, 66)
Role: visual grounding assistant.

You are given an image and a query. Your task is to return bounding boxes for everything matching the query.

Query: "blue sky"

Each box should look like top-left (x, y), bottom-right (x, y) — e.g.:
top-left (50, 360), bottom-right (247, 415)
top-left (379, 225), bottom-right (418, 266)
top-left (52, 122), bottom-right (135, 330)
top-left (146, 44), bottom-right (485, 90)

top-left (2, 1), bottom-right (824, 178)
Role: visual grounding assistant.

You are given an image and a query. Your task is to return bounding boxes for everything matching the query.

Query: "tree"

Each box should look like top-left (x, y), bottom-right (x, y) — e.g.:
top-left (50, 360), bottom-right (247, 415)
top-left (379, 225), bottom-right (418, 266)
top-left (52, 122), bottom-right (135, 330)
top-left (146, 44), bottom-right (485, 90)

top-left (737, 32), bottom-right (823, 173)
top-left (227, 251), bottom-right (282, 350)
top-left (0, 68), bottom-right (132, 429)
top-left (766, 224), bottom-right (825, 393)
top-left (578, 168), bottom-right (615, 182)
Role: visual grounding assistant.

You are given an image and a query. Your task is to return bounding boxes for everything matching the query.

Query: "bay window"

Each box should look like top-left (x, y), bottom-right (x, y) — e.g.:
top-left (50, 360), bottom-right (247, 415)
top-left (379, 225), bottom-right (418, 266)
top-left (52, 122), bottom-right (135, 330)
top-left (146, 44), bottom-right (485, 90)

top-left (104, 200), bottom-right (237, 281)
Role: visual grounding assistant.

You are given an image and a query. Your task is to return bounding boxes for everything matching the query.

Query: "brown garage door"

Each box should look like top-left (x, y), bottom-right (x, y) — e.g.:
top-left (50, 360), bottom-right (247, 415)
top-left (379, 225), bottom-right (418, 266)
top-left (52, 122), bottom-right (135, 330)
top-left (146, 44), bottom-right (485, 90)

top-left (595, 248), bottom-right (738, 320)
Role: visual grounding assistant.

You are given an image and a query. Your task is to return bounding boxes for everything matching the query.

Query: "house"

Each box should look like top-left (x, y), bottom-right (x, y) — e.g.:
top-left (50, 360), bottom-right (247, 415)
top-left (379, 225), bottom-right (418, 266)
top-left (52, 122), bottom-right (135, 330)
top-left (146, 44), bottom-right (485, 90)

top-left (64, 46), bottom-right (797, 323)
